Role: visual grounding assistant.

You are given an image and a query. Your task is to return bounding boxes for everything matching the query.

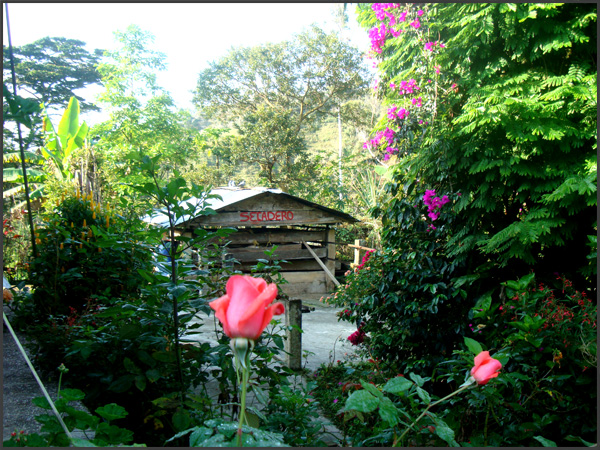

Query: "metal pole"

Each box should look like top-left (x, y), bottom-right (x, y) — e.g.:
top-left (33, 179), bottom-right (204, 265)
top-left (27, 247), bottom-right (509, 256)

top-left (4, 3), bottom-right (38, 258)
top-left (337, 107), bottom-right (343, 201)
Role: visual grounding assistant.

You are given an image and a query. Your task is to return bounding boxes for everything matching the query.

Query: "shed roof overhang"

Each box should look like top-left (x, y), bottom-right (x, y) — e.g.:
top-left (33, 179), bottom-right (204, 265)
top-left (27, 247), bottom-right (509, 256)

top-left (143, 187), bottom-right (357, 230)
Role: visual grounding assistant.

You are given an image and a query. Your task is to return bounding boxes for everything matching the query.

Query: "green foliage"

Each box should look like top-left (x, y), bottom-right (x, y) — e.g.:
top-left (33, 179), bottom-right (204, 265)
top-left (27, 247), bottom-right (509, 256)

top-left (312, 359), bottom-right (467, 447)
top-left (328, 184), bottom-right (475, 376)
top-left (3, 37), bottom-right (103, 114)
top-left (22, 191), bottom-right (150, 319)
top-left (2, 83), bottom-right (41, 129)
top-left (12, 152), bottom-right (299, 446)
top-left (2, 386), bottom-right (139, 447)
top-left (167, 418), bottom-right (288, 447)
top-left (92, 25), bottom-right (200, 202)
top-left (193, 25), bottom-right (369, 128)
top-left (231, 105), bottom-right (316, 191)
top-left (249, 381), bottom-right (329, 447)
top-left (2, 84), bottom-right (45, 213)
top-left (440, 273), bottom-right (597, 446)
top-left (41, 96), bottom-right (89, 181)
top-left (357, 2), bottom-right (597, 285)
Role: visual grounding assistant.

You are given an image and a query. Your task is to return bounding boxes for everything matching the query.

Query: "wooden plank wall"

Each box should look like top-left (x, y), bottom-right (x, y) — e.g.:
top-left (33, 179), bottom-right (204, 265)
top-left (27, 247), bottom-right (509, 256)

top-left (201, 225), bottom-right (335, 297)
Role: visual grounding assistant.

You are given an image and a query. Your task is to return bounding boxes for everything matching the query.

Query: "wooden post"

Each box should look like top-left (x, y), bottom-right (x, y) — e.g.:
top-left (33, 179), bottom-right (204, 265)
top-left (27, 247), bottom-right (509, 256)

top-left (222, 253), bottom-right (234, 269)
top-left (285, 299), bottom-right (302, 370)
top-left (326, 227), bottom-right (336, 291)
top-left (353, 239), bottom-right (366, 267)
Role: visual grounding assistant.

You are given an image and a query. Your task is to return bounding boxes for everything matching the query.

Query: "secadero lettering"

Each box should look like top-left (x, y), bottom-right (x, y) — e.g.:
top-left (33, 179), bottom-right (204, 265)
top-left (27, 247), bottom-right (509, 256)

top-left (239, 211), bottom-right (294, 222)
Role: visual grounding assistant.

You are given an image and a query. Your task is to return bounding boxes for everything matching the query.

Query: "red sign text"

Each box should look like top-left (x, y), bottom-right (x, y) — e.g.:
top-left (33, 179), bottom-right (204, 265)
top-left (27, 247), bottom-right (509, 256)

top-left (240, 211), bottom-right (294, 222)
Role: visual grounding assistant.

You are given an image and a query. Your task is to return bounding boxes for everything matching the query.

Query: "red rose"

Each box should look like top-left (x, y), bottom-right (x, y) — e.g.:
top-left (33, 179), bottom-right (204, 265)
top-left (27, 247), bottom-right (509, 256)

top-left (209, 275), bottom-right (284, 341)
top-left (471, 351), bottom-right (502, 385)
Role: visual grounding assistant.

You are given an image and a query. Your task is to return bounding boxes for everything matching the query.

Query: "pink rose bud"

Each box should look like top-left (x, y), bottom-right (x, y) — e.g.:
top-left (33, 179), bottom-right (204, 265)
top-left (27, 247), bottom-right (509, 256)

top-left (471, 351), bottom-right (502, 385)
top-left (209, 275), bottom-right (284, 341)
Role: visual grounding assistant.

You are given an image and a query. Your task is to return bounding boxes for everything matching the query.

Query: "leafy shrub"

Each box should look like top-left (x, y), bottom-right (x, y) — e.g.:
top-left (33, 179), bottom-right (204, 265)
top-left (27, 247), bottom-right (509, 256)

top-left (328, 184), bottom-right (480, 376)
top-left (311, 360), bottom-right (390, 446)
top-left (25, 191), bottom-right (151, 318)
top-left (252, 381), bottom-right (329, 447)
top-left (441, 273), bottom-right (597, 446)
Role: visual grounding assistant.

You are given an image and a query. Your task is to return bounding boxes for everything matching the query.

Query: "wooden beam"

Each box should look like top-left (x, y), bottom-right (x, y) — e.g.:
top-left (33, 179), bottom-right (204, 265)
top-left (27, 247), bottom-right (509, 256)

top-left (224, 247), bottom-right (326, 262)
top-left (215, 229), bottom-right (328, 246)
top-left (347, 243), bottom-right (376, 252)
top-left (302, 240), bottom-right (340, 287)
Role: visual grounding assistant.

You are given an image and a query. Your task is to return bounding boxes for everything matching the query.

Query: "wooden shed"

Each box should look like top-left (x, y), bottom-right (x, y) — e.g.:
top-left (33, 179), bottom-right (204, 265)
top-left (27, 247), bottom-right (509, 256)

top-left (147, 187), bottom-right (357, 298)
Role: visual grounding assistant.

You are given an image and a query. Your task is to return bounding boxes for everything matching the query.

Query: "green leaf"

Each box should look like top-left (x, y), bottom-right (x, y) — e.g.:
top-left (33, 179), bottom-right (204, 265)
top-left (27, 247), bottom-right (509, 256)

top-left (95, 403), bottom-right (129, 421)
top-left (432, 417), bottom-right (460, 447)
top-left (169, 285), bottom-right (187, 298)
top-left (94, 422), bottom-right (134, 446)
top-left (124, 357), bottom-right (141, 375)
top-left (70, 438), bottom-right (98, 447)
top-left (344, 389), bottom-right (380, 413)
top-left (472, 292), bottom-right (492, 316)
top-left (63, 405), bottom-right (99, 429)
top-left (65, 121), bottom-right (89, 156)
top-left (107, 374), bottom-right (134, 393)
top-left (59, 388), bottom-right (86, 401)
top-left (119, 324), bottom-right (142, 340)
top-left (378, 397), bottom-right (400, 426)
top-left (533, 436), bottom-right (557, 447)
top-left (57, 97), bottom-right (80, 146)
top-left (409, 372), bottom-right (427, 387)
top-left (137, 350), bottom-right (157, 368)
top-left (146, 368), bottom-right (161, 383)
top-left (565, 435), bottom-right (596, 447)
top-left (416, 386), bottom-right (431, 404)
top-left (134, 375), bottom-right (147, 391)
top-left (32, 396), bottom-right (52, 410)
top-left (463, 337), bottom-right (483, 355)
top-left (172, 408), bottom-right (192, 432)
top-left (382, 376), bottom-right (413, 395)
top-left (360, 380), bottom-right (384, 399)
top-left (152, 350), bottom-right (176, 363)
top-left (509, 321), bottom-right (530, 332)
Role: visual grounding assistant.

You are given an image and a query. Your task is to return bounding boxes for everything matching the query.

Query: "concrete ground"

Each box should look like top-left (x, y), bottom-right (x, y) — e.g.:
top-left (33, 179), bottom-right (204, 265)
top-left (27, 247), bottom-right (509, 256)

top-left (3, 298), bottom-right (359, 444)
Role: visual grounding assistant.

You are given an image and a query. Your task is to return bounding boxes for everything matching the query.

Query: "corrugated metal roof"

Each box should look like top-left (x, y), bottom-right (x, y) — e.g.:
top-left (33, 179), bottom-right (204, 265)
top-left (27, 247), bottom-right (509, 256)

top-left (143, 187), bottom-right (356, 227)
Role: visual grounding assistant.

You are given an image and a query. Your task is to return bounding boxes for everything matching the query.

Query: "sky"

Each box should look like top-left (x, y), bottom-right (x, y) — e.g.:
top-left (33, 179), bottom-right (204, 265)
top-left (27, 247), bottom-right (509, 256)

top-left (3, 3), bottom-right (372, 126)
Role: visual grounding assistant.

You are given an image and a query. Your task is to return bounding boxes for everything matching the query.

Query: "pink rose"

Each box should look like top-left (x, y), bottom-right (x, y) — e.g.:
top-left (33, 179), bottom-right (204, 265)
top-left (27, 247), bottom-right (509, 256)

top-left (471, 351), bottom-right (502, 385)
top-left (209, 275), bottom-right (284, 341)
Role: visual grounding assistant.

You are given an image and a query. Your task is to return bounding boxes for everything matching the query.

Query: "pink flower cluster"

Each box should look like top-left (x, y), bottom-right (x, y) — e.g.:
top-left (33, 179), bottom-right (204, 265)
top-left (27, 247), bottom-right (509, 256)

top-left (372, 3), bottom-right (402, 22)
top-left (387, 105), bottom-right (409, 120)
top-left (423, 189), bottom-right (450, 221)
top-left (368, 24), bottom-right (388, 54)
top-left (390, 78), bottom-right (420, 95)
top-left (348, 327), bottom-right (366, 346)
top-left (424, 41), bottom-right (445, 51)
top-left (409, 18), bottom-right (420, 29)
top-left (384, 147), bottom-right (398, 161)
top-left (356, 250), bottom-right (374, 271)
top-left (363, 127), bottom-right (395, 150)
top-left (369, 3), bottom-right (411, 54)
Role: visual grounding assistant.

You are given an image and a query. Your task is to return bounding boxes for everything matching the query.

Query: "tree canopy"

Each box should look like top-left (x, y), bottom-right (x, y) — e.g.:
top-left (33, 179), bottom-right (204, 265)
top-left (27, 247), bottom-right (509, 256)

top-left (3, 36), bottom-right (104, 113)
top-left (193, 25), bottom-right (371, 135)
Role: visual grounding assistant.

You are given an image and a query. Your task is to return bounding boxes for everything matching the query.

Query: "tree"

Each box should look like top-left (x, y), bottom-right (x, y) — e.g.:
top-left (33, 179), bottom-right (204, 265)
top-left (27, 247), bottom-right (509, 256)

top-left (193, 25), bottom-right (370, 137)
top-left (230, 105), bottom-right (314, 192)
top-left (3, 37), bottom-right (104, 114)
top-left (91, 25), bottom-right (201, 206)
top-left (358, 2), bottom-right (597, 286)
